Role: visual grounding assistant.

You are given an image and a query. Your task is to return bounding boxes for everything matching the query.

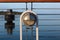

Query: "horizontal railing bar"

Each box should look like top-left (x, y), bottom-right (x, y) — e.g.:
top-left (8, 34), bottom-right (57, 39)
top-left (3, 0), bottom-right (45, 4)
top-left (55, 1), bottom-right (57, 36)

top-left (1, 25), bottom-right (60, 27)
top-left (0, 11), bottom-right (22, 15)
top-left (0, 30), bottom-right (20, 32)
top-left (39, 19), bottom-right (60, 20)
top-left (0, 36), bottom-right (19, 38)
top-left (33, 30), bottom-right (60, 32)
top-left (35, 25), bottom-right (60, 26)
top-left (0, 13), bottom-right (60, 15)
top-left (0, 19), bottom-right (59, 21)
top-left (0, 8), bottom-right (26, 10)
top-left (22, 30), bottom-right (60, 32)
top-left (0, 24), bottom-right (60, 26)
top-left (1, 8), bottom-right (60, 10)
top-left (0, 30), bottom-right (60, 33)
top-left (16, 25), bottom-right (60, 26)
top-left (15, 19), bottom-right (60, 21)
top-left (33, 8), bottom-right (60, 10)
top-left (37, 14), bottom-right (60, 15)
top-left (0, 35), bottom-right (60, 38)
top-left (1, 13), bottom-right (60, 15)
top-left (34, 36), bottom-right (60, 38)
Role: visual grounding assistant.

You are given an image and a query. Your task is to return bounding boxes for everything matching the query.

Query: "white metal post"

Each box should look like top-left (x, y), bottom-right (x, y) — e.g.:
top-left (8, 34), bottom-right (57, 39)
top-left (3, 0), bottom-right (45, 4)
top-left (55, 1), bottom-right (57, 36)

top-left (20, 10), bottom-right (38, 40)
top-left (36, 27), bottom-right (38, 40)
top-left (20, 16), bottom-right (22, 40)
top-left (36, 18), bottom-right (38, 40)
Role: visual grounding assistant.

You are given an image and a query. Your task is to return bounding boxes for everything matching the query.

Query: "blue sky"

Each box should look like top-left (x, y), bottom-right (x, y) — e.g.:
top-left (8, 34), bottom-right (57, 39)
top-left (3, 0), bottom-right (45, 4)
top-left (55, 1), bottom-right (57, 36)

top-left (0, 3), bottom-right (60, 30)
top-left (0, 3), bottom-right (60, 8)
top-left (0, 3), bottom-right (60, 15)
top-left (0, 3), bottom-right (60, 13)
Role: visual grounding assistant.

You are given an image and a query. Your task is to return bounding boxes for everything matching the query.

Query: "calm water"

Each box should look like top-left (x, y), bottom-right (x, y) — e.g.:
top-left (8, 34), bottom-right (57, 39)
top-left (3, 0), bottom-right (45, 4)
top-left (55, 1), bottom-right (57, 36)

top-left (0, 15), bottom-right (20, 40)
top-left (0, 2), bottom-right (60, 40)
top-left (0, 15), bottom-right (60, 40)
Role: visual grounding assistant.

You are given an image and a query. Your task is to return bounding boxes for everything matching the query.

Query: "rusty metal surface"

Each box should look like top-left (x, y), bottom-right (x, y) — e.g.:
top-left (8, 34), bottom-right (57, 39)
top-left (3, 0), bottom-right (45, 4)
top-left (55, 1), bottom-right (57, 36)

top-left (0, 0), bottom-right (60, 2)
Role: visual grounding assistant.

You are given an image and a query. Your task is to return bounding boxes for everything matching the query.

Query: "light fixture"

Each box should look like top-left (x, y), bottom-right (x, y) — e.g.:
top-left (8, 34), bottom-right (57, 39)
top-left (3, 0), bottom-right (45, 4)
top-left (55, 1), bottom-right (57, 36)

top-left (20, 10), bottom-right (38, 40)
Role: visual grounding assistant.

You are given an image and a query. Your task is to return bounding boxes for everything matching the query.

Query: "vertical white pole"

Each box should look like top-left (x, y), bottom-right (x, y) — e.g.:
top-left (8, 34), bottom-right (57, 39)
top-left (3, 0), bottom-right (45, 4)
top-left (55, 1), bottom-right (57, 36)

top-left (36, 27), bottom-right (38, 40)
top-left (20, 16), bottom-right (22, 40)
top-left (36, 19), bottom-right (38, 40)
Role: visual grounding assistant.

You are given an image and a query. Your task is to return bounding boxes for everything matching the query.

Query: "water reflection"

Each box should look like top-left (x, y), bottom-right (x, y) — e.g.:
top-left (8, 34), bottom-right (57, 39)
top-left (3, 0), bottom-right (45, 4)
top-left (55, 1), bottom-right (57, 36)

top-left (5, 21), bottom-right (15, 34)
top-left (4, 9), bottom-right (15, 34)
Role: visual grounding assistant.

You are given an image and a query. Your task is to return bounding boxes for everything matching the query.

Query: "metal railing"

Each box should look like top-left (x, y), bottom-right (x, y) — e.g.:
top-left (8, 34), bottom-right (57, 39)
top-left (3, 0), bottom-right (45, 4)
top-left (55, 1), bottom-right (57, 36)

top-left (0, 3), bottom-right (60, 40)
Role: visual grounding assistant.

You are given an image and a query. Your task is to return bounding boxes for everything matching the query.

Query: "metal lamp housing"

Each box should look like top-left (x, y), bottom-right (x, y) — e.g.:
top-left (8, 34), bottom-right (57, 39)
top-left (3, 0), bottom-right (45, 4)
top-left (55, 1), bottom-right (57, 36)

top-left (20, 10), bottom-right (38, 40)
top-left (21, 10), bottom-right (37, 26)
